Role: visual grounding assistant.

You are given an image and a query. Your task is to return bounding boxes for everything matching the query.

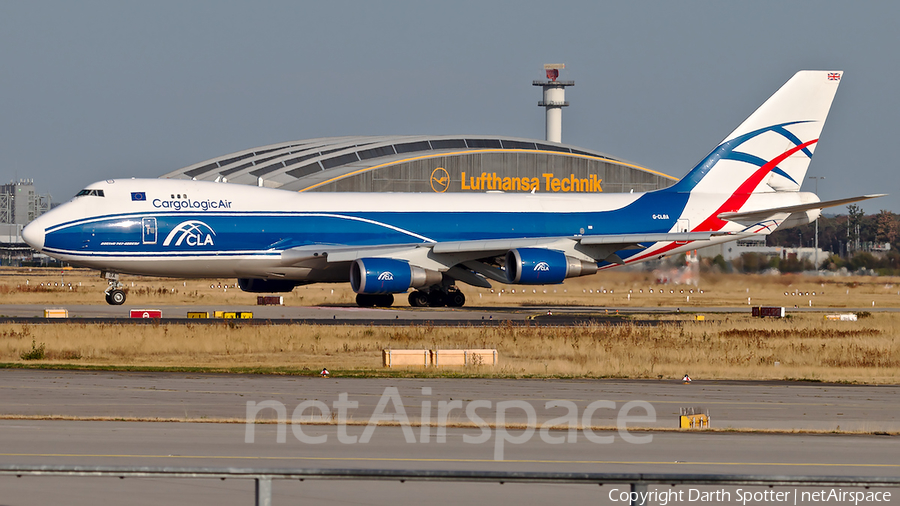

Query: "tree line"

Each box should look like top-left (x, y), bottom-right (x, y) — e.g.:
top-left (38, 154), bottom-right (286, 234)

top-left (737, 207), bottom-right (900, 274)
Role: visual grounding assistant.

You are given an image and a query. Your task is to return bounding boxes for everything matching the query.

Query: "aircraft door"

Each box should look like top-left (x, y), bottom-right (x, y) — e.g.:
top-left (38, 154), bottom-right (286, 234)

top-left (142, 217), bottom-right (158, 244)
top-left (81, 225), bottom-right (95, 249)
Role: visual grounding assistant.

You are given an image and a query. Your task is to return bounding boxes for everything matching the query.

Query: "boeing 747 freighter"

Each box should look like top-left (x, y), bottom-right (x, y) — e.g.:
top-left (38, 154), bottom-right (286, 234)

top-left (23, 71), bottom-right (882, 306)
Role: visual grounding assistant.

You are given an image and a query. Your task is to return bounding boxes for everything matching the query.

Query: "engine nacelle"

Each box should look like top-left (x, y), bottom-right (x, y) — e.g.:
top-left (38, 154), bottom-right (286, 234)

top-left (350, 258), bottom-right (442, 294)
top-left (505, 248), bottom-right (598, 285)
top-left (238, 278), bottom-right (300, 293)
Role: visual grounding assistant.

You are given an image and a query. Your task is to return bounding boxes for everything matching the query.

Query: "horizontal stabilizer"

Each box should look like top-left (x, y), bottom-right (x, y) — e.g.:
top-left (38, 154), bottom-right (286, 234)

top-left (718, 194), bottom-right (887, 223)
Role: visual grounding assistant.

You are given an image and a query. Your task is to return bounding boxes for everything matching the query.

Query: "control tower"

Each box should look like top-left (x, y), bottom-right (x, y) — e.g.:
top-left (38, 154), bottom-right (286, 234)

top-left (533, 64), bottom-right (573, 143)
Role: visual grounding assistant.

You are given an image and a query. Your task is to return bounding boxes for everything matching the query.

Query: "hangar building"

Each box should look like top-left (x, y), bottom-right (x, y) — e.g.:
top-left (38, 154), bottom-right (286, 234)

top-left (160, 135), bottom-right (677, 195)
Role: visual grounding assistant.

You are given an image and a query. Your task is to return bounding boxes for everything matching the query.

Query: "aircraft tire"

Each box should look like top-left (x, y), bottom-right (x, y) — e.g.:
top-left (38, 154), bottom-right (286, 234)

top-left (427, 291), bottom-right (446, 307)
top-left (446, 291), bottom-right (466, 308)
top-left (356, 294), bottom-right (375, 307)
top-left (108, 289), bottom-right (126, 305)
top-left (376, 294), bottom-right (394, 307)
top-left (408, 291), bottom-right (429, 307)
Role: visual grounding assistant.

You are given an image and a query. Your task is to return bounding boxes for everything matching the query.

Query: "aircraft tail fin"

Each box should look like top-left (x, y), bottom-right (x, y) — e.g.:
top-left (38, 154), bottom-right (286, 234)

top-left (667, 71), bottom-right (843, 195)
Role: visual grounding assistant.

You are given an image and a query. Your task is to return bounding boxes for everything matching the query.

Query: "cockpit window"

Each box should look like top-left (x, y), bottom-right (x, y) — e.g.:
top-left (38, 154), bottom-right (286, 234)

top-left (75, 189), bottom-right (105, 197)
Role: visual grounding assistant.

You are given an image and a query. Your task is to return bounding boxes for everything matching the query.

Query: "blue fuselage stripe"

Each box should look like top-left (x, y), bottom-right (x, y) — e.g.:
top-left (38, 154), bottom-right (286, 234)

top-left (44, 192), bottom-right (691, 258)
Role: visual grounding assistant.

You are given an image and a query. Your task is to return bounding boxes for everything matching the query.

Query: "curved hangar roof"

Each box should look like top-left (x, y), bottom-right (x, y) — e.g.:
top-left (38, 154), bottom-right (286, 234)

top-left (161, 135), bottom-right (677, 194)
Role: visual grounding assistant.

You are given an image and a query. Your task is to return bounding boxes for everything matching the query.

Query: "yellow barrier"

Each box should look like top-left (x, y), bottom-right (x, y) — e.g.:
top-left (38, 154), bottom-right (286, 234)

top-left (679, 414), bottom-right (710, 428)
top-left (187, 312), bottom-right (209, 319)
top-left (44, 309), bottom-right (68, 318)
top-left (679, 407), bottom-right (710, 428)
top-left (216, 311), bottom-right (253, 319)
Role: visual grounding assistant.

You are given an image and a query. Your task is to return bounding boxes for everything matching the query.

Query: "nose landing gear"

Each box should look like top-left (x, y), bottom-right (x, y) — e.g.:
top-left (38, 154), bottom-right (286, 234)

top-left (103, 271), bottom-right (127, 305)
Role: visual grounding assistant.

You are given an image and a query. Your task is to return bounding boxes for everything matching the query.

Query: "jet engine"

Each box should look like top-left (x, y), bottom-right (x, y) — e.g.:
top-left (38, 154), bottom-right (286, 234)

top-left (238, 278), bottom-right (301, 293)
top-left (350, 258), bottom-right (442, 294)
top-left (505, 248), bottom-right (598, 284)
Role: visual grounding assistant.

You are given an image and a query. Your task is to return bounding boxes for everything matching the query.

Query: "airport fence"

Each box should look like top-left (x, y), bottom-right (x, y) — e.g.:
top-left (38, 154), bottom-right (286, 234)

top-left (1, 465), bottom-right (898, 506)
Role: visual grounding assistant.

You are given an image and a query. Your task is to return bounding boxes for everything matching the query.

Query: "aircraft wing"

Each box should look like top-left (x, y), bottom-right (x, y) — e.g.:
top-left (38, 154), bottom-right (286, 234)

top-left (578, 232), bottom-right (722, 245)
top-left (431, 237), bottom-right (566, 255)
top-left (718, 194), bottom-right (886, 224)
top-left (279, 243), bottom-right (431, 265)
top-left (280, 231), bottom-right (731, 270)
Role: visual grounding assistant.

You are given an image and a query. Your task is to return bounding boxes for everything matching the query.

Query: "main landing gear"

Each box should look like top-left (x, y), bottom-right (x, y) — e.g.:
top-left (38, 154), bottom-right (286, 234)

top-left (103, 271), bottom-right (127, 305)
top-left (355, 287), bottom-right (467, 308)
top-left (408, 287), bottom-right (465, 308)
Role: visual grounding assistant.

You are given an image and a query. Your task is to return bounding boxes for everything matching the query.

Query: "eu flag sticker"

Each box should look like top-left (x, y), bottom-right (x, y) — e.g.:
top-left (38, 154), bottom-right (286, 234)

top-left (131, 192), bottom-right (146, 201)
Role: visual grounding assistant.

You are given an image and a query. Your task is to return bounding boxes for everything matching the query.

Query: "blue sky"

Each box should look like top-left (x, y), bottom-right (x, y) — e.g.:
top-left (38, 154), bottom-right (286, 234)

top-left (1, 1), bottom-right (898, 213)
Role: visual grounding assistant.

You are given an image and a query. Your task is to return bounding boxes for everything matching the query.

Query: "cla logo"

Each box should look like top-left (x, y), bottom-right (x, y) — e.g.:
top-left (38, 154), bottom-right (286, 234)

top-left (163, 220), bottom-right (216, 247)
top-left (377, 271), bottom-right (394, 281)
top-left (430, 167), bottom-right (450, 193)
top-left (534, 262), bottom-right (550, 271)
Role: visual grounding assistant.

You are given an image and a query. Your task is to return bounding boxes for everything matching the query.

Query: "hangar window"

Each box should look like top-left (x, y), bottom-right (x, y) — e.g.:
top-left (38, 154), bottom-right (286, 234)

top-left (465, 139), bottom-right (502, 149)
top-left (571, 148), bottom-right (615, 160)
top-left (500, 140), bottom-right (536, 150)
top-left (322, 153), bottom-right (361, 169)
top-left (430, 139), bottom-right (466, 150)
top-left (286, 163), bottom-right (323, 178)
top-left (250, 163), bottom-right (285, 177)
top-left (253, 153), bottom-right (287, 165)
top-left (75, 189), bottom-right (105, 197)
top-left (283, 153), bottom-right (319, 167)
top-left (357, 145), bottom-right (396, 160)
top-left (253, 145), bottom-right (299, 156)
top-left (535, 143), bottom-right (571, 153)
top-left (220, 161), bottom-right (254, 176)
top-left (217, 152), bottom-right (254, 166)
top-left (185, 162), bottom-right (219, 178)
top-left (394, 141), bottom-right (431, 154)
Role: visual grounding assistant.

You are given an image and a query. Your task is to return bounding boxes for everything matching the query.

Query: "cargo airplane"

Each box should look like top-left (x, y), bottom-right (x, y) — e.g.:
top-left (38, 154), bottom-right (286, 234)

top-left (23, 71), bottom-right (882, 307)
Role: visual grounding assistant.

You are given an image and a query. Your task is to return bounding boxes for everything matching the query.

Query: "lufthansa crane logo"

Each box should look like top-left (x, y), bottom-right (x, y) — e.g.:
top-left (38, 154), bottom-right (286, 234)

top-left (430, 167), bottom-right (450, 193)
top-left (163, 220), bottom-right (217, 247)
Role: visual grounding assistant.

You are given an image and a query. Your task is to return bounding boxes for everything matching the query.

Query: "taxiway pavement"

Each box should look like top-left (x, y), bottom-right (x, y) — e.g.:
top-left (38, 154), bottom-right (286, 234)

top-left (1, 371), bottom-right (899, 505)
top-left (2, 370), bottom-right (898, 432)
top-left (0, 421), bottom-right (898, 505)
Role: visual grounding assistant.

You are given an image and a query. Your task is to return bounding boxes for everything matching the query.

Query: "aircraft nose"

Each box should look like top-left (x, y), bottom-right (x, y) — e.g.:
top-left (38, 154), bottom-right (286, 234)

top-left (22, 221), bottom-right (45, 252)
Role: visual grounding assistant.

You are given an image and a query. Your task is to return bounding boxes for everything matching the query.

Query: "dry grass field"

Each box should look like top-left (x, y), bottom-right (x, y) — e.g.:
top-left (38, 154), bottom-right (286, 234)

top-left (1, 267), bottom-right (898, 383)
top-left (0, 312), bottom-right (898, 383)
